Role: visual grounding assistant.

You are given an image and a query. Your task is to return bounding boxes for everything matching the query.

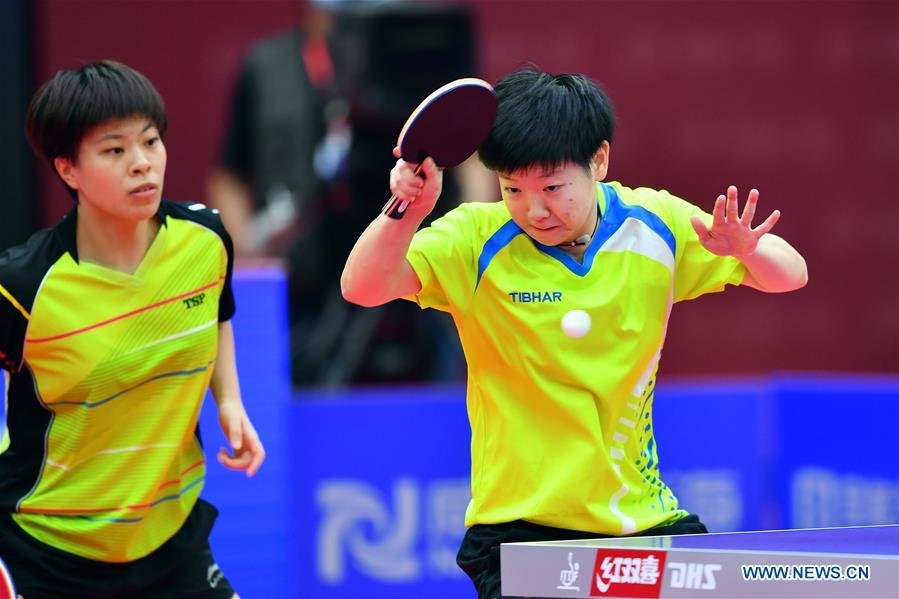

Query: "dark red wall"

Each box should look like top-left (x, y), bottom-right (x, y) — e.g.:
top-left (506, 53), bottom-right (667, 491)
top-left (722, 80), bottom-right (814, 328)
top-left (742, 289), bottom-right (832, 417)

top-left (33, 0), bottom-right (898, 375)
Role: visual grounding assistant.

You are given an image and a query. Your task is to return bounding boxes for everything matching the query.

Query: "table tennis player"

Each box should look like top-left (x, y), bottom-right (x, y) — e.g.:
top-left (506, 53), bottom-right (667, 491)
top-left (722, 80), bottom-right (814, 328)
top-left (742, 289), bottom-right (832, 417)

top-left (0, 61), bottom-right (264, 598)
top-left (341, 66), bottom-right (807, 599)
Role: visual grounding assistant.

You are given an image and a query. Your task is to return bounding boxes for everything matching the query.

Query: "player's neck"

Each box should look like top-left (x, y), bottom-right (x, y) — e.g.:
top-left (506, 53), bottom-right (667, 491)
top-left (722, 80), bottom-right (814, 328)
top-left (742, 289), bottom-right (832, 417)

top-left (75, 205), bottom-right (161, 275)
top-left (558, 203), bottom-right (600, 263)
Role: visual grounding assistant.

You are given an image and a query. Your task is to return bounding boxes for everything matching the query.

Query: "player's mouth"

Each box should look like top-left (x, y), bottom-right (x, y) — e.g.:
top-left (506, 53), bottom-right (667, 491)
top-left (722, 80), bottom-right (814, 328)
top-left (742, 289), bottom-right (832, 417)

top-left (129, 183), bottom-right (159, 198)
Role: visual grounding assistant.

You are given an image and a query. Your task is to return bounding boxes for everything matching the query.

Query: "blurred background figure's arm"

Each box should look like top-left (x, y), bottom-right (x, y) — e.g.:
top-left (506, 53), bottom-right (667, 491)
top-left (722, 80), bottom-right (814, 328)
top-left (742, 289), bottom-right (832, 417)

top-left (208, 167), bottom-right (255, 258)
top-left (206, 54), bottom-right (259, 259)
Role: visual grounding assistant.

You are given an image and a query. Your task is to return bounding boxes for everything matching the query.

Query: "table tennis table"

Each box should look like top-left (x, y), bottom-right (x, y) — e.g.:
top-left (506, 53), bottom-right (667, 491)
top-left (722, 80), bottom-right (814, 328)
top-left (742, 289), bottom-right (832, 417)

top-left (501, 524), bottom-right (898, 598)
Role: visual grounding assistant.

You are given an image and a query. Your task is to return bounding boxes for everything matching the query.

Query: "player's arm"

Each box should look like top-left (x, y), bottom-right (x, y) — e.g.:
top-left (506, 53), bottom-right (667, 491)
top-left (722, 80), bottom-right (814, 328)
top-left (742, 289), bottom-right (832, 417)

top-left (341, 151), bottom-right (442, 307)
top-left (690, 186), bottom-right (808, 293)
top-left (210, 320), bottom-right (265, 477)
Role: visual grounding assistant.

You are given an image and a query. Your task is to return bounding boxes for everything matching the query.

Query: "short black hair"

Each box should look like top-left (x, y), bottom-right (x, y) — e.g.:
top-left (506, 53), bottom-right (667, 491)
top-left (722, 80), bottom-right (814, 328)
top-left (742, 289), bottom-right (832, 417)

top-left (478, 67), bottom-right (615, 174)
top-left (25, 60), bottom-right (167, 165)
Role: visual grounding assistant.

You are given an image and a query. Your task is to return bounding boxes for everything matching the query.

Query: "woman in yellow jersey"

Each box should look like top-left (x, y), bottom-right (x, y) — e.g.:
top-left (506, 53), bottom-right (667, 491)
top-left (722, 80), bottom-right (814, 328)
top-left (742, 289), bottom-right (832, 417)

top-left (342, 67), bottom-right (807, 599)
top-left (0, 61), bottom-right (264, 598)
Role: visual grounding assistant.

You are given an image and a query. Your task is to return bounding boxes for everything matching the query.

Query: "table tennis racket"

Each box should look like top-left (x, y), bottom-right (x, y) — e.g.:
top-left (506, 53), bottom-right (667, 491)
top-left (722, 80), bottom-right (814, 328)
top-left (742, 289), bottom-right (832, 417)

top-left (382, 77), bottom-right (497, 219)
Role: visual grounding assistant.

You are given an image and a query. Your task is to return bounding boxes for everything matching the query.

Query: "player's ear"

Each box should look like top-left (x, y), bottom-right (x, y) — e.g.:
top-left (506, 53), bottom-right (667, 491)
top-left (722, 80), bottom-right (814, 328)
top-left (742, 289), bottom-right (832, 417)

top-left (591, 141), bottom-right (611, 182)
top-left (54, 157), bottom-right (80, 191)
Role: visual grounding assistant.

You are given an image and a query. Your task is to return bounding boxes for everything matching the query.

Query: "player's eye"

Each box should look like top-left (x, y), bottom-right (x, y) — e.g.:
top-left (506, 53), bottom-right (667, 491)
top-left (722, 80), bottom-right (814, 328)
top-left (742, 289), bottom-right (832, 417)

top-left (504, 187), bottom-right (520, 194)
top-left (545, 185), bottom-right (561, 192)
top-left (102, 147), bottom-right (124, 155)
top-left (145, 137), bottom-right (160, 147)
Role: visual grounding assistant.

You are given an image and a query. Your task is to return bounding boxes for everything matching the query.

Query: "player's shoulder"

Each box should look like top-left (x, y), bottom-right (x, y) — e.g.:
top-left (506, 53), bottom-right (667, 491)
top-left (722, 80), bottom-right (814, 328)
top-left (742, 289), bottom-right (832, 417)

top-left (608, 181), bottom-right (671, 209)
top-left (606, 181), bottom-right (698, 225)
top-left (160, 200), bottom-right (229, 240)
top-left (0, 223), bottom-right (67, 290)
top-left (443, 200), bottom-right (513, 239)
top-left (0, 219), bottom-right (70, 323)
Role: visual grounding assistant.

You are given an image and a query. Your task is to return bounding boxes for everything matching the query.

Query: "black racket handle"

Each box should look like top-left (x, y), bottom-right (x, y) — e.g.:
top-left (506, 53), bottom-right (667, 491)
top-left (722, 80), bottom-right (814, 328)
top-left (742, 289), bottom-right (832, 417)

top-left (383, 163), bottom-right (425, 220)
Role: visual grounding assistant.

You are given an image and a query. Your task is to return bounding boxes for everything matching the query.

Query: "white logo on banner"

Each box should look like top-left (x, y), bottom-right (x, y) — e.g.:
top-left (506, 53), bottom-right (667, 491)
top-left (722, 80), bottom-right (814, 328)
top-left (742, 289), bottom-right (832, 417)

top-left (557, 551), bottom-right (580, 591)
top-left (791, 468), bottom-right (898, 528)
top-left (317, 477), bottom-right (470, 583)
top-left (668, 562), bottom-right (721, 590)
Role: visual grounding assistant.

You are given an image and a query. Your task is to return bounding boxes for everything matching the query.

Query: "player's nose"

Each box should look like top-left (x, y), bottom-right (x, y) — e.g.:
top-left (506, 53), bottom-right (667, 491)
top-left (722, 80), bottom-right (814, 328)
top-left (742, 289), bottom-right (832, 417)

top-left (130, 151), bottom-right (152, 175)
top-left (527, 195), bottom-right (550, 221)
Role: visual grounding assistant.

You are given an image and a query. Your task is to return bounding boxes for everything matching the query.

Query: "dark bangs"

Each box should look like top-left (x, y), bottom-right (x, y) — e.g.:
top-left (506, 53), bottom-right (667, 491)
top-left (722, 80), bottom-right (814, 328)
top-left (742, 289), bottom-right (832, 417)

top-left (26, 60), bottom-right (167, 163)
top-left (478, 68), bottom-right (615, 174)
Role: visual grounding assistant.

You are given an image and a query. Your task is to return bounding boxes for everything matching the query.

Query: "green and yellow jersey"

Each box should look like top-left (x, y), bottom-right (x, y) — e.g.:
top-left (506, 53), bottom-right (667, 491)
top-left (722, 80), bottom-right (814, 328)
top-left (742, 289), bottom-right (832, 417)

top-left (406, 181), bottom-right (745, 535)
top-left (0, 201), bottom-right (234, 562)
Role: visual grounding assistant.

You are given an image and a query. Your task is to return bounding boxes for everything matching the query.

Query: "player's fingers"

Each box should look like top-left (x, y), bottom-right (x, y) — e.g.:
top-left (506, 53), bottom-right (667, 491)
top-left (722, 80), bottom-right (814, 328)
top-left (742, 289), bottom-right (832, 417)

top-left (246, 443), bottom-right (266, 478)
top-left (396, 178), bottom-right (423, 200)
top-left (690, 215), bottom-right (711, 241)
top-left (390, 165), bottom-right (422, 196)
top-left (220, 414), bottom-right (242, 451)
top-left (753, 210), bottom-right (781, 236)
top-left (217, 446), bottom-right (251, 471)
top-left (418, 157), bottom-right (438, 180)
top-left (741, 188), bottom-right (759, 225)
top-left (392, 146), bottom-right (401, 158)
top-left (712, 195), bottom-right (726, 228)
top-left (726, 186), bottom-right (739, 221)
top-left (242, 421), bottom-right (266, 477)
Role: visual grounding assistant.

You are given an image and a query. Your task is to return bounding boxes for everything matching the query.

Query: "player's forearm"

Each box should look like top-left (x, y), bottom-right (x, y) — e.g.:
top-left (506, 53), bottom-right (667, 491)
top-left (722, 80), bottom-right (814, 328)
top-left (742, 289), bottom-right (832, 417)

top-left (341, 209), bottom-right (425, 307)
top-left (739, 234), bottom-right (808, 293)
top-left (210, 321), bottom-right (244, 409)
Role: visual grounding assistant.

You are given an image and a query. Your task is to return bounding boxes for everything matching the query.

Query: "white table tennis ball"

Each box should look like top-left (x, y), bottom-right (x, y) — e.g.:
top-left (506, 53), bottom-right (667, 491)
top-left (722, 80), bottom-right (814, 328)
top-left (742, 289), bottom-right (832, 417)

top-left (561, 310), bottom-right (591, 338)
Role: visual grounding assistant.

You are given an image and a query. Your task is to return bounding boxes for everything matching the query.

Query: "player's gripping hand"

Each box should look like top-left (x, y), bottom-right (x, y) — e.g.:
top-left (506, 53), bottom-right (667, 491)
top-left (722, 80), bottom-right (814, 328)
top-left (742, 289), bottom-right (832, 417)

top-left (217, 401), bottom-right (266, 477)
top-left (690, 186), bottom-right (781, 258)
top-left (389, 146), bottom-right (442, 216)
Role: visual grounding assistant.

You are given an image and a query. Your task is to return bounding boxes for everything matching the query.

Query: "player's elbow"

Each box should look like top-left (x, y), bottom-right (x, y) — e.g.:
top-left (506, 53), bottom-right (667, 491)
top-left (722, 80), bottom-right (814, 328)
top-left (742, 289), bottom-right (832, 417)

top-left (783, 257), bottom-right (809, 292)
top-left (795, 264), bottom-right (809, 290)
top-left (340, 274), bottom-right (386, 308)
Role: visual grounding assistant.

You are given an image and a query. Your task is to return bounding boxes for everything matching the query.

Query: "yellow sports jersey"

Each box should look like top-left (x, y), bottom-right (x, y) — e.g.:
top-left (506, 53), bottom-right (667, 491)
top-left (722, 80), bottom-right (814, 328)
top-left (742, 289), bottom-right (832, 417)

top-left (405, 181), bottom-right (745, 535)
top-left (0, 201), bottom-right (234, 562)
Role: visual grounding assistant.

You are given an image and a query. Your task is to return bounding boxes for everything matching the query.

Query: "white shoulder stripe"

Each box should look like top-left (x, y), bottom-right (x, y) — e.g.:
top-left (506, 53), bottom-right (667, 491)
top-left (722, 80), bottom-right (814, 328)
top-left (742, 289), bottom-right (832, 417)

top-left (598, 217), bottom-right (675, 272)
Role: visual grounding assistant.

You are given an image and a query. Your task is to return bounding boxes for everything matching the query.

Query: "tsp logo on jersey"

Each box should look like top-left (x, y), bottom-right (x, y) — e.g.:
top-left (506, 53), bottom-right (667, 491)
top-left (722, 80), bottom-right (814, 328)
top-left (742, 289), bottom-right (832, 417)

top-left (508, 291), bottom-right (563, 303)
top-left (590, 549), bottom-right (667, 598)
top-left (183, 292), bottom-right (206, 309)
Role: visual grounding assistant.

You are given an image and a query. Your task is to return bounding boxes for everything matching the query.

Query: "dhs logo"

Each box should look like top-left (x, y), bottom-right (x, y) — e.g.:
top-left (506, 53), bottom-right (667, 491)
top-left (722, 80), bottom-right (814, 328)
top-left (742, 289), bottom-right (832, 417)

top-left (668, 562), bottom-right (721, 590)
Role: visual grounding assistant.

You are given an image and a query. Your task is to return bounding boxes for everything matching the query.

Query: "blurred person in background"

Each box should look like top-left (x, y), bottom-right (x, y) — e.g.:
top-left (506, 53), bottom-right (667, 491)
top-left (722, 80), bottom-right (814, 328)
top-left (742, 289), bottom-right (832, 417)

top-left (207, 0), bottom-right (496, 388)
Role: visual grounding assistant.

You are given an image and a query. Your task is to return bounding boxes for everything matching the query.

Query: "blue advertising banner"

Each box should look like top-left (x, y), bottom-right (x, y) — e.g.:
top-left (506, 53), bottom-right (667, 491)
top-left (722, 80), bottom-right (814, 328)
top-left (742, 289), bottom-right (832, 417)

top-left (290, 386), bottom-right (473, 598)
top-left (772, 375), bottom-right (899, 529)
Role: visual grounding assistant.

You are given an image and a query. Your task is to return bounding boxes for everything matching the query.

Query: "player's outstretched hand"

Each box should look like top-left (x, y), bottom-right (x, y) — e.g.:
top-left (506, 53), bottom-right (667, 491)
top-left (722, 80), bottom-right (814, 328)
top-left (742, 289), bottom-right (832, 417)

top-left (389, 146), bottom-right (443, 216)
top-left (217, 401), bottom-right (266, 477)
top-left (691, 186), bottom-right (780, 258)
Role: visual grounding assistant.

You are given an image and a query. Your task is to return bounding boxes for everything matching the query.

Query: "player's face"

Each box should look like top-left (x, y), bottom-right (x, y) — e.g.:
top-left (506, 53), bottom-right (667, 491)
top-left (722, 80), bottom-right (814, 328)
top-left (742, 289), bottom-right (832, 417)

top-left (499, 145), bottom-right (608, 247)
top-left (55, 116), bottom-right (166, 223)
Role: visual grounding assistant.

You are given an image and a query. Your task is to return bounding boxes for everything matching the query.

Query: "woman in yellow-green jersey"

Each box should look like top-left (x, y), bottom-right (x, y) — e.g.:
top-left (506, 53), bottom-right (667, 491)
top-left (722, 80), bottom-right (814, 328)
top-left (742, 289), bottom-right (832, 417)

top-left (0, 61), bottom-right (264, 598)
top-left (342, 67), bottom-right (808, 599)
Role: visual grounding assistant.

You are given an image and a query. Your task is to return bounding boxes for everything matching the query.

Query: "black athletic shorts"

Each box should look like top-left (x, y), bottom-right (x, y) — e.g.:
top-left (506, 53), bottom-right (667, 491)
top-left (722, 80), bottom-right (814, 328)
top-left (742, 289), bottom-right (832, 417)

top-left (457, 514), bottom-right (709, 599)
top-left (0, 499), bottom-right (235, 599)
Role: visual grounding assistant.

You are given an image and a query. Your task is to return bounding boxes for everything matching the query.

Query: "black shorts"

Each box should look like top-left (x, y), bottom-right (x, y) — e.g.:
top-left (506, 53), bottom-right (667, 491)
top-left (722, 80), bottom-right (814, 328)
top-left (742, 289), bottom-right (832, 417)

top-left (0, 499), bottom-right (235, 599)
top-left (457, 514), bottom-right (709, 599)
